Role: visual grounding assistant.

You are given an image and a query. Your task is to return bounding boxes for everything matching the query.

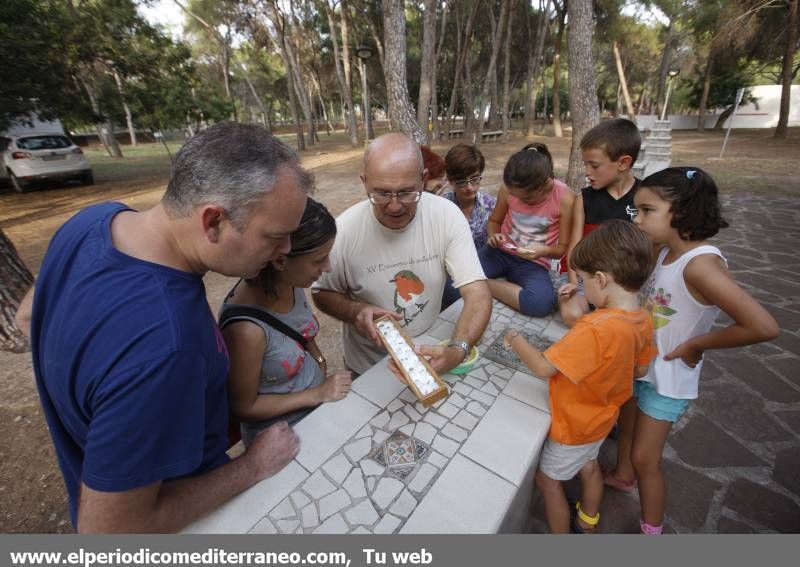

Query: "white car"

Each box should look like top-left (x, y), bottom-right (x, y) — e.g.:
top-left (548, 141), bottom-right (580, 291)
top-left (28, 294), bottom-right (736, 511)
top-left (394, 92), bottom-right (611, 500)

top-left (1, 133), bottom-right (93, 192)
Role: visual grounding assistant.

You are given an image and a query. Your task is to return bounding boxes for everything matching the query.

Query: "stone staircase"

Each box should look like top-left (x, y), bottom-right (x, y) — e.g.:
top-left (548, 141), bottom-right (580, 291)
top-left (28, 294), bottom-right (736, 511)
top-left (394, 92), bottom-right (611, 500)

top-left (633, 119), bottom-right (672, 180)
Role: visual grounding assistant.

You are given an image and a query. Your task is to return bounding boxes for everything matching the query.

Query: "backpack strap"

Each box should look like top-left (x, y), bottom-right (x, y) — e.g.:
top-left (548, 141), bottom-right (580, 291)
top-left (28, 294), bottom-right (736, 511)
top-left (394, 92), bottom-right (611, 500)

top-left (218, 305), bottom-right (308, 349)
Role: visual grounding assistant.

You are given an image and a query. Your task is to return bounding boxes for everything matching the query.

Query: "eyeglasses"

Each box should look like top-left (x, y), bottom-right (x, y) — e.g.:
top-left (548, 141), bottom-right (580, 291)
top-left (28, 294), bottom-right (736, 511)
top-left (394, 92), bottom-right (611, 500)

top-left (368, 191), bottom-right (422, 205)
top-left (452, 175), bottom-right (482, 188)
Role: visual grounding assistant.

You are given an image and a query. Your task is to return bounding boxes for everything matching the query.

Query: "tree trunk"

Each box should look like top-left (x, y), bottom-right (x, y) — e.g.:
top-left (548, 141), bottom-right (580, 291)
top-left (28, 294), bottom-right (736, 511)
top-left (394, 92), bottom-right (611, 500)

top-left (552, 4), bottom-right (566, 137)
top-left (655, 19), bottom-right (677, 118)
top-left (0, 230), bottom-right (33, 353)
top-left (382, 0), bottom-right (427, 143)
top-left (525, 0), bottom-right (550, 136)
top-left (713, 103), bottom-right (736, 130)
top-left (612, 41), bottom-right (636, 121)
top-left (417, 0), bottom-right (438, 139)
top-left (340, 0), bottom-right (358, 140)
top-left (565, 0), bottom-right (600, 191)
top-left (280, 9), bottom-right (316, 146)
top-left (697, 53), bottom-right (713, 132)
top-left (501, 0), bottom-right (516, 138)
top-left (263, 5), bottom-right (305, 150)
top-left (775, 0), bottom-right (798, 138)
top-left (79, 72), bottom-right (123, 158)
top-left (431, 3), bottom-right (449, 141)
top-left (445, 0), bottom-right (481, 135)
top-left (323, 2), bottom-right (359, 146)
top-left (475, 0), bottom-right (510, 144)
top-left (311, 74), bottom-right (334, 135)
top-left (240, 63), bottom-right (271, 133)
top-left (112, 69), bottom-right (137, 146)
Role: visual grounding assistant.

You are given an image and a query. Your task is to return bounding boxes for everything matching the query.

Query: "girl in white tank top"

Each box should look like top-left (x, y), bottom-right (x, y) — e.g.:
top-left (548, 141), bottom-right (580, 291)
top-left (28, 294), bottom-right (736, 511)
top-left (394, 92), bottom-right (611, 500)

top-left (605, 167), bottom-right (778, 535)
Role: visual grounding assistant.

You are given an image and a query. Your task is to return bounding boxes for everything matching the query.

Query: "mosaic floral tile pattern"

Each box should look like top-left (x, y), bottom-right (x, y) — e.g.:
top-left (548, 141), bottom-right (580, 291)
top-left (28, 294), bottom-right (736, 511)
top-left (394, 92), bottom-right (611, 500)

top-left (253, 299), bottom-right (566, 535)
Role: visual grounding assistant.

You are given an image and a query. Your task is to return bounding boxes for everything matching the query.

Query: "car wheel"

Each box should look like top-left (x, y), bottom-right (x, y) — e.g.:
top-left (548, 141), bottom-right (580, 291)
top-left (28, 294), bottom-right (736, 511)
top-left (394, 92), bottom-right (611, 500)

top-left (82, 171), bottom-right (94, 186)
top-left (9, 172), bottom-right (29, 193)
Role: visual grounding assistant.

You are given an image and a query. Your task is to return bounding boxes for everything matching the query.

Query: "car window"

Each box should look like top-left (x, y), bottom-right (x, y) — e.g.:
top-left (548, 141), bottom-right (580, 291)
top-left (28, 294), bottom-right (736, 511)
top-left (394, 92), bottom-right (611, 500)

top-left (16, 135), bottom-right (72, 150)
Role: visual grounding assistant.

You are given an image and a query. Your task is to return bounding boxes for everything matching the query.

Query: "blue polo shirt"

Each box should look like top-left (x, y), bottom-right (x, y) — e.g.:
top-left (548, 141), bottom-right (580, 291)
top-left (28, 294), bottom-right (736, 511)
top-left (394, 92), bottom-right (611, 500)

top-left (30, 203), bottom-right (230, 526)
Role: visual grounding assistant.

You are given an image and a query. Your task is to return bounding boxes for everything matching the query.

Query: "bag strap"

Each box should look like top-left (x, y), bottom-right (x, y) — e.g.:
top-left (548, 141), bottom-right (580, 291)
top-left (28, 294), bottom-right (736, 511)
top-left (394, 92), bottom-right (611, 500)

top-left (219, 305), bottom-right (308, 349)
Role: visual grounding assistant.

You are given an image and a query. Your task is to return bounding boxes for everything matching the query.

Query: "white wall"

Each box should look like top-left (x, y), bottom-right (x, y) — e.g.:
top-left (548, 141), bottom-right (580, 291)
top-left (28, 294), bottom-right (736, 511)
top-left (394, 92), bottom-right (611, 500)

top-left (636, 84), bottom-right (799, 130)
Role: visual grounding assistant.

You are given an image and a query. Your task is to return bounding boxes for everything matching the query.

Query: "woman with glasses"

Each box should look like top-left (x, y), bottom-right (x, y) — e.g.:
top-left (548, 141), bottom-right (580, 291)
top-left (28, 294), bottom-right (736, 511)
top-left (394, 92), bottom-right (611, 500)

top-left (441, 144), bottom-right (497, 309)
top-left (442, 144), bottom-right (497, 250)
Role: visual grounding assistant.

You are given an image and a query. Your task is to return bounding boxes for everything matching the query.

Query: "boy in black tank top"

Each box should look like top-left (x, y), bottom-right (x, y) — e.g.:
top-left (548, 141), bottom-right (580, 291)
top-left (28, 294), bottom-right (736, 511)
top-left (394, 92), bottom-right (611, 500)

top-left (559, 118), bottom-right (642, 327)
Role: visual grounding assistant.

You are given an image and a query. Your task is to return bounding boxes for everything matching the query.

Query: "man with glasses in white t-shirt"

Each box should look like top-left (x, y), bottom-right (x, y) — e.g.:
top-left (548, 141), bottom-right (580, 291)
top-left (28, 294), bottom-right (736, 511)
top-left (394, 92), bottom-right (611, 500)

top-left (312, 133), bottom-right (491, 377)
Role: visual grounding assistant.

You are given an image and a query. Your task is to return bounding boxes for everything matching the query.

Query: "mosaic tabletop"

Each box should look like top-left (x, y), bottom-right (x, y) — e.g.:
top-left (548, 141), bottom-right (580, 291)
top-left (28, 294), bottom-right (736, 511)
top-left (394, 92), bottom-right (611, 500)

top-left (185, 299), bottom-right (567, 534)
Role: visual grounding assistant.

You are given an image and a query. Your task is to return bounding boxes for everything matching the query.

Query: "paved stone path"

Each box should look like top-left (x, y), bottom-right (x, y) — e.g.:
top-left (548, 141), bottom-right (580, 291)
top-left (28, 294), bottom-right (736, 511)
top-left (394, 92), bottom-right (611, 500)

top-left (526, 191), bottom-right (800, 534)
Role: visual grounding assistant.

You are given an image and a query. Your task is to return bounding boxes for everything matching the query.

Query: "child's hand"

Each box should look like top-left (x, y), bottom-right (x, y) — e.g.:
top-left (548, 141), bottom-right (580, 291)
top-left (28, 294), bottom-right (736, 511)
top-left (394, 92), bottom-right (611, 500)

top-left (318, 371), bottom-right (352, 402)
top-left (503, 329), bottom-right (523, 350)
top-left (487, 233), bottom-right (508, 248)
top-left (664, 340), bottom-right (704, 368)
top-left (517, 243), bottom-right (545, 262)
top-left (558, 282), bottom-right (578, 299)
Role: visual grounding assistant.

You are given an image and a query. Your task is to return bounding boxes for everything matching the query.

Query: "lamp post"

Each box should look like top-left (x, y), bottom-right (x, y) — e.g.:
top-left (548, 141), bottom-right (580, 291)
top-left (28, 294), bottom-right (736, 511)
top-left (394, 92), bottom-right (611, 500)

top-left (660, 68), bottom-right (680, 121)
top-left (355, 44), bottom-right (374, 142)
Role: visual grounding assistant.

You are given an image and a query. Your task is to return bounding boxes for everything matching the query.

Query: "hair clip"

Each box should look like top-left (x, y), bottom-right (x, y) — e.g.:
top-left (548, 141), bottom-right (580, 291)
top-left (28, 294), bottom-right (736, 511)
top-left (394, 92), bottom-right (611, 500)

top-left (686, 170), bottom-right (697, 180)
top-left (526, 146), bottom-right (539, 152)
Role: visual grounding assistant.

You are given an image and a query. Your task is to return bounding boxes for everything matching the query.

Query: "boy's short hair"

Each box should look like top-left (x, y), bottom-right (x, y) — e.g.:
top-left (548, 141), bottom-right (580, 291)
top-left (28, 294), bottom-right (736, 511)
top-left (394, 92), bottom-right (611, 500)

top-left (580, 118), bottom-right (641, 164)
top-left (570, 219), bottom-right (652, 292)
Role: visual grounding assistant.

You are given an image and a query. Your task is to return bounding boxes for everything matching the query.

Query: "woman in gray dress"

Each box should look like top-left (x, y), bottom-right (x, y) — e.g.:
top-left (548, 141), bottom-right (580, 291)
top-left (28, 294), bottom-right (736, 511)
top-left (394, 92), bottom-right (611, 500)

top-left (221, 198), bottom-right (352, 446)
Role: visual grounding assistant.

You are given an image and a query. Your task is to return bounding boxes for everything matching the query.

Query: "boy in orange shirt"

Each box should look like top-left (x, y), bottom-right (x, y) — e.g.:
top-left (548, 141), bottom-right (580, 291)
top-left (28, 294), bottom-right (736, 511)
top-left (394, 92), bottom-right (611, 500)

top-left (504, 220), bottom-right (656, 534)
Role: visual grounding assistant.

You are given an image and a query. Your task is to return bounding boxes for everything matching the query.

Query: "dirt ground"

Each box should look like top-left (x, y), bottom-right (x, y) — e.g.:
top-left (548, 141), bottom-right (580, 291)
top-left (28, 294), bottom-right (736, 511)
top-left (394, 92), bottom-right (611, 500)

top-left (0, 126), bottom-right (797, 533)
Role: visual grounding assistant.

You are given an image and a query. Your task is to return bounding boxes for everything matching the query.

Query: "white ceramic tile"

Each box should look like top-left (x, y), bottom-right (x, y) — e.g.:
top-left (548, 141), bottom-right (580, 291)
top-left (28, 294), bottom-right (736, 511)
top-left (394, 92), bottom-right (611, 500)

top-left (352, 360), bottom-right (408, 408)
top-left (294, 392), bottom-right (379, 472)
top-left (412, 333), bottom-right (440, 347)
top-left (344, 437), bottom-right (373, 462)
top-left (432, 434), bottom-right (459, 457)
top-left (248, 517), bottom-right (277, 534)
top-left (437, 402), bottom-right (459, 419)
top-left (319, 489), bottom-right (352, 520)
top-left (277, 519), bottom-right (299, 534)
top-left (399, 389), bottom-right (417, 403)
top-left (422, 412), bottom-right (447, 429)
top-left (290, 491), bottom-right (310, 509)
top-left (271, 497), bottom-right (294, 519)
top-left (408, 462), bottom-right (438, 493)
top-left (448, 392), bottom-right (466, 408)
top-left (351, 526), bottom-right (372, 534)
top-left (503, 370), bottom-right (551, 414)
top-left (542, 320), bottom-right (569, 342)
top-left (413, 422), bottom-right (437, 445)
top-left (427, 452), bottom-right (448, 469)
top-left (399, 423), bottom-right (415, 436)
top-left (387, 399), bottom-right (404, 413)
top-left (452, 410), bottom-right (478, 431)
top-left (373, 477), bottom-right (404, 510)
top-left (373, 513), bottom-right (402, 534)
top-left (400, 454), bottom-right (516, 533)
top-left (372, 429), bottom-right (390, 446)
top-left (183, 460), bottom-right (308, 534)
top-left (361, 459), bottom-right (385, 476)
top-left (467, 389), bottom-right (495, 406)
top-left (345, 499), bottom-right (379, 526)
top-left (459, 394), bottom-right (550, 486)
top-left (301, 503), bottom-right (319, 529)
top-left (322, 454), bottom-right (352, 484)
top-left (403, 404), bottom-right (422, 421)
top-left (440, 423), bottom-right (468, 442)
top-left (302, 470), bottom-right (336, 499)
top-left (355, 424), bottom-right (372, 438)
top-left (387, 410), bottom-right (410, 430)
top-left (313, 513), bottom-right (348, 534)
top-left (370, 411), bottom-right (390, 428)
top-left (343, 467), bottom-right (367, 499)
top-left (390, 489), bottom-right (418, 518)
top-left (465, 401), bottom-right (486, 417)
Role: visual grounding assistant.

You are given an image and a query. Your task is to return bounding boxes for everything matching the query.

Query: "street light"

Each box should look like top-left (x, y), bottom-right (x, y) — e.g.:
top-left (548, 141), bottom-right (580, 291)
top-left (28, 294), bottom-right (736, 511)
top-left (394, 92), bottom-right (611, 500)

top-left (355, 44), bottom-right (374, 141)
top-left (660, 68), bottom-right (680, 121)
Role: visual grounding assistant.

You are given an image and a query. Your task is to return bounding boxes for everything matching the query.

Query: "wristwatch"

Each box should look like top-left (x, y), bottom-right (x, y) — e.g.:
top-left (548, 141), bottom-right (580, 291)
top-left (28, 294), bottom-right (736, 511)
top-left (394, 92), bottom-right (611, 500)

top-left (447, 340), bottom-right (470, 363)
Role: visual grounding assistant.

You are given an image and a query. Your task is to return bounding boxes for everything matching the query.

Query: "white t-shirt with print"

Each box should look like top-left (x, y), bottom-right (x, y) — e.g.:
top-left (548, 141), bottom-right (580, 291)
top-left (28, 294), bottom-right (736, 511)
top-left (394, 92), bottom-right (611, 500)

top-left (312, 193), bottom-right (486, 374)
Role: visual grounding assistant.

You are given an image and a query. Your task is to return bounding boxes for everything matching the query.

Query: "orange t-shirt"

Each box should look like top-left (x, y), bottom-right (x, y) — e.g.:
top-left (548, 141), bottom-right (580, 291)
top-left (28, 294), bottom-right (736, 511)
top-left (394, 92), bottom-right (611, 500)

top-left (544, 308), bottom-right (657, 445)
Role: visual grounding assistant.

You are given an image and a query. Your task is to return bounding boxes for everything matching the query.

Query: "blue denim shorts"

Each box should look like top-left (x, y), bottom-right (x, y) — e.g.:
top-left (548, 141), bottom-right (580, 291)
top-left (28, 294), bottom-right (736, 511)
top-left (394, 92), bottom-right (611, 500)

top-left (634, 380), bottom-right (690, 423)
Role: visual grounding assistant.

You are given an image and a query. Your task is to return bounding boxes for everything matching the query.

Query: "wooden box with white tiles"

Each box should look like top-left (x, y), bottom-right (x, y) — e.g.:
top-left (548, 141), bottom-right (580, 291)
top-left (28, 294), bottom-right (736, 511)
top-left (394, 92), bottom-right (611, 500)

top-left (374, 315), bottom-right (449, 407)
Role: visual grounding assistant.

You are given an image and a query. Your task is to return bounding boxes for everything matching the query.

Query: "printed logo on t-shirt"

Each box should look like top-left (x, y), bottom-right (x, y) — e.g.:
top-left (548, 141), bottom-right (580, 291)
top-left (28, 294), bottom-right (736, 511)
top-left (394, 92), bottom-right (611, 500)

top-left (626, 205), bottom-right (638, 220)
top-left (391, 270), bottom-right (429, 326)
top-left (643, 283), bottom-right (675, 329)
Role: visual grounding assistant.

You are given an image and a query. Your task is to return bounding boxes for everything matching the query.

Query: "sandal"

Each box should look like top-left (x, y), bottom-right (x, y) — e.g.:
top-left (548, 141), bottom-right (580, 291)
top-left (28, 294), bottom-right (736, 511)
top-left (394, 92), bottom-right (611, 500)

top-left (601, 465), bottom-right (637, 493)
top-left (570, 501), bottom-right (599, 534)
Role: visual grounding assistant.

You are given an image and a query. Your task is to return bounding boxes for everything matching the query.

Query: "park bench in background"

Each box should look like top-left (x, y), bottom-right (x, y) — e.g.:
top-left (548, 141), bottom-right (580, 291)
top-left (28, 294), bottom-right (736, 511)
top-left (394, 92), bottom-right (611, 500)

top-left (446, 129), bottom-right (465, 139)
top-left (481, 130), bottom-right (503, 143)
